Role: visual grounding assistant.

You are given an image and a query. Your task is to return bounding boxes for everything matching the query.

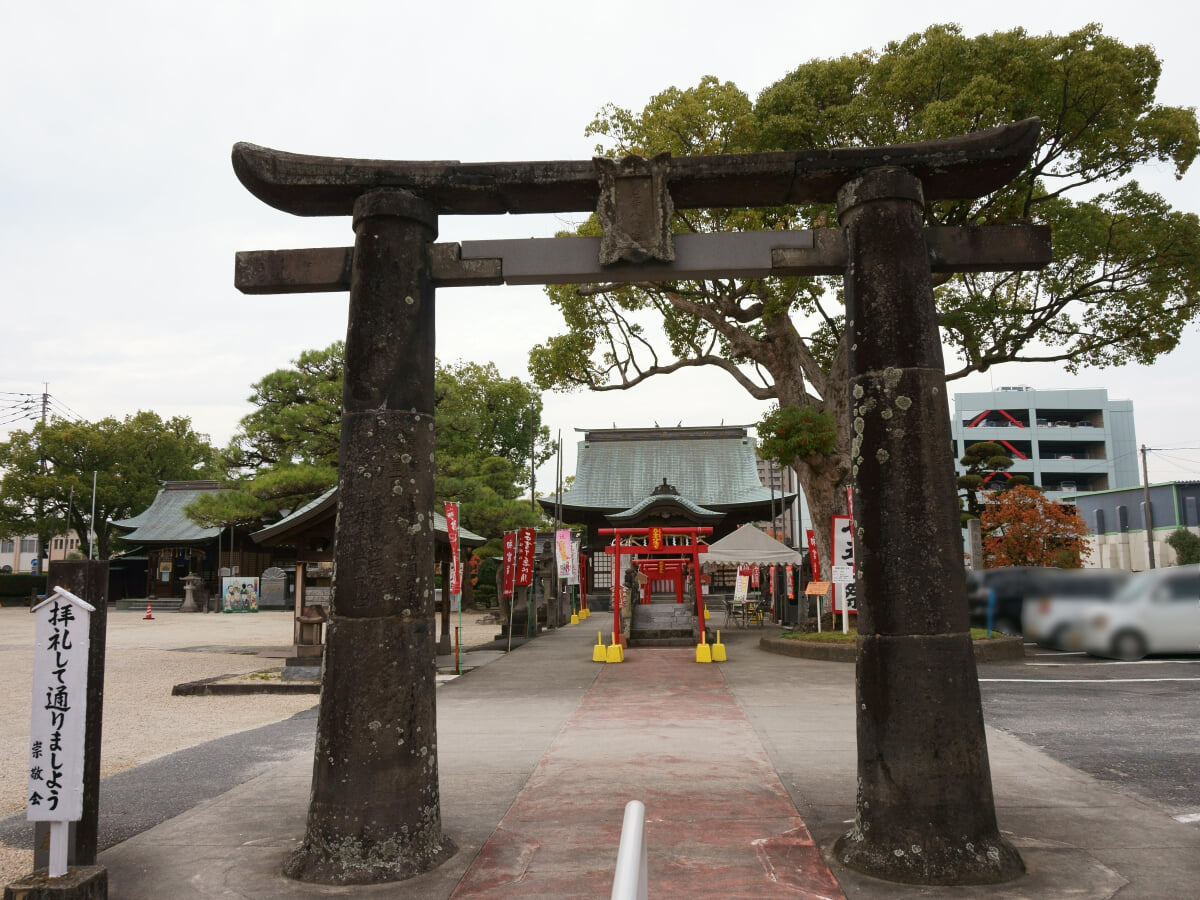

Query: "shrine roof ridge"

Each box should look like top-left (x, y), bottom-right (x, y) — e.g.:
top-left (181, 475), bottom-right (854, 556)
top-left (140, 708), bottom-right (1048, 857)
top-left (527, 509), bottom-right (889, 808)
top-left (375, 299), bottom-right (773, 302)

top-left (233, 118), bottom-right (1039, 217)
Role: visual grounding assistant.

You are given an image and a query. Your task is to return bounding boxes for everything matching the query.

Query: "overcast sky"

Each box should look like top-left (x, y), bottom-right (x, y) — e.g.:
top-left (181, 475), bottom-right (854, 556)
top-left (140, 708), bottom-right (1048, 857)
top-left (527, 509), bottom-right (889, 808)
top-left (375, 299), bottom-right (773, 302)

top-left (3, 0), bottom-right (1199, 492)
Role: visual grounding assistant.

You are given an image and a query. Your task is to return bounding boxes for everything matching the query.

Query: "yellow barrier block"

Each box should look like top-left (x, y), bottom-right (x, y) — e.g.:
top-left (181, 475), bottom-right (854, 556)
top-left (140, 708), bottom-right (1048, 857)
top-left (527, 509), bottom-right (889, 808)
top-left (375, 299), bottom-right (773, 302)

top-left (592, 631), bottom-right (607, 663)
top-left (712, 630), bottom-right (727, 662)
top-left (696, 641), bottom-right (713, 663)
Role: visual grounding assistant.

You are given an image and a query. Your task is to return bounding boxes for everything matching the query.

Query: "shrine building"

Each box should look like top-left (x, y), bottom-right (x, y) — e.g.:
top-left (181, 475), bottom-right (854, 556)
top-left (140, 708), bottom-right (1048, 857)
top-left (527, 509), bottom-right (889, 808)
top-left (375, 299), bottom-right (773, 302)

top-left (541, 426), bottom-right (796, 600)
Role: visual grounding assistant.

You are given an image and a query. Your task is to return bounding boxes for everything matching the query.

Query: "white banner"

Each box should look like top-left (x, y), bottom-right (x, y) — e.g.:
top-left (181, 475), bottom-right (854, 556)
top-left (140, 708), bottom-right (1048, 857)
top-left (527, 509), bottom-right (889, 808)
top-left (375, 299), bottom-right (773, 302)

top-left (567, 537), bottom-right (581, 586)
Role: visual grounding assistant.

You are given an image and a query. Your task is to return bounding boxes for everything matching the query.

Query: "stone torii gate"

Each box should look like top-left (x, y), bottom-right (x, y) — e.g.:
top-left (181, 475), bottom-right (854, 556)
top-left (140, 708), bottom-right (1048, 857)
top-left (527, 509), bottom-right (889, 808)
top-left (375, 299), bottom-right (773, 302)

top-left (233, 120), bottom-right (1049, 886)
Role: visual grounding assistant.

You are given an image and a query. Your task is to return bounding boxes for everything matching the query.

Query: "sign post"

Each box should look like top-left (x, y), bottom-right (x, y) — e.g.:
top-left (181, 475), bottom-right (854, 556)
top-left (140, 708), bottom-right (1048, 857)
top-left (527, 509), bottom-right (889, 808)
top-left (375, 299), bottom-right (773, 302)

top-left (27, 586), bottom-right (95, 878)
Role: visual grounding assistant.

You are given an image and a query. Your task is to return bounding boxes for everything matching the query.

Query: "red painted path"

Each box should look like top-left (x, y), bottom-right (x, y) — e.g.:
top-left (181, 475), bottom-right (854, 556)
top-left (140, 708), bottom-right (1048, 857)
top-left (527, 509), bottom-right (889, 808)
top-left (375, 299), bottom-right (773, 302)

top-left (452, 648), bottom-right (845, 899)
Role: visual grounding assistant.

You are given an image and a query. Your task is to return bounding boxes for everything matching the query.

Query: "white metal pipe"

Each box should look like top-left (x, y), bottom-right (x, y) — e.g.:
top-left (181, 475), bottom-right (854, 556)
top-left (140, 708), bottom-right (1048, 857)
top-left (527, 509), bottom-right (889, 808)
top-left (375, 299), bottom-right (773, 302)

top-left (611, 799), bottom-right (648, 900)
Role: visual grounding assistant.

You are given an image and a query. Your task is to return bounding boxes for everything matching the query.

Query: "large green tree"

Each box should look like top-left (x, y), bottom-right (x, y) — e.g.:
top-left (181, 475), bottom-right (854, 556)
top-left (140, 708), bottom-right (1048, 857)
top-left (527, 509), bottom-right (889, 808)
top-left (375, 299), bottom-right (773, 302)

top-left (529, 24), bottom-right (1200, 572)
top-left (0, 412), bottom-right (216, 559)
top-left (191, 344), bottom-right (553, 540)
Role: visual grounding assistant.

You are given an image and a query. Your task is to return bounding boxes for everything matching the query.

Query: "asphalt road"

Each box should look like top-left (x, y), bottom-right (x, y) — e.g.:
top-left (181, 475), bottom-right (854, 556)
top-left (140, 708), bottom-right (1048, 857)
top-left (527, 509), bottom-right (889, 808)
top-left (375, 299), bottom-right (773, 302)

top-left (980, 643), bottom-right (1200, 821)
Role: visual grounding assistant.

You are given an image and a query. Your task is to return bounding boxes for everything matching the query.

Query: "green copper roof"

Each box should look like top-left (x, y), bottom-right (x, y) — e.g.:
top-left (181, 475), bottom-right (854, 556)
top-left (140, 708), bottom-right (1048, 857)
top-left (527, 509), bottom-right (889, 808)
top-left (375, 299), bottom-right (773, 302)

top-left (112, 481), bottom-right (226, 543)
top-left (607, 493), bottom-right (723, 523)
top-left (252, 487), bottom-right (487, 546)
top-left (555, 426), bottom-right (781, 511)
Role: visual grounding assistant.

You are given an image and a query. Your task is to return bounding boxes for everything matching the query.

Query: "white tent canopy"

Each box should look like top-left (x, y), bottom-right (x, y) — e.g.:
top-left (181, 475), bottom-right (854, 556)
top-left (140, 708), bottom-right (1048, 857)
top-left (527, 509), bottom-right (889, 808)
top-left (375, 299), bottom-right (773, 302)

top-left (700, 524), bottom-right (806, 569)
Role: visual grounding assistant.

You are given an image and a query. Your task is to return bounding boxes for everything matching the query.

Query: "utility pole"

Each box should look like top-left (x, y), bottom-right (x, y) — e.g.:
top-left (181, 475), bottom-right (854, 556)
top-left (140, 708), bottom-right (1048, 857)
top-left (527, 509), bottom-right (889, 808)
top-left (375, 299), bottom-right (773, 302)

top-left (529, 408), bottom-right (536, 513)
top-left (1141, 444), bottom-right (1156, 569)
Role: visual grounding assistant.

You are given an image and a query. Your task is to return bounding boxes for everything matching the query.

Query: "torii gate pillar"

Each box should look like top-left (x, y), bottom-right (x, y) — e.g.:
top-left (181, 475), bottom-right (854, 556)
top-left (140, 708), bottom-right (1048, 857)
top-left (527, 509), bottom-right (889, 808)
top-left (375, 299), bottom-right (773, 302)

top-left (283, 189), bottom-right (455, 883)
top-left (834, 168), bottom-right (1023, 883)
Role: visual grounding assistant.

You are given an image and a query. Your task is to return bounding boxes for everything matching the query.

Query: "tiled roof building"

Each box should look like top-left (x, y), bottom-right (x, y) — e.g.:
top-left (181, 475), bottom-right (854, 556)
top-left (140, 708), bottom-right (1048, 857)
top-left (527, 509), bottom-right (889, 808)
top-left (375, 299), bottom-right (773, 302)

top-left (541, 426), bottom-right (795, 597)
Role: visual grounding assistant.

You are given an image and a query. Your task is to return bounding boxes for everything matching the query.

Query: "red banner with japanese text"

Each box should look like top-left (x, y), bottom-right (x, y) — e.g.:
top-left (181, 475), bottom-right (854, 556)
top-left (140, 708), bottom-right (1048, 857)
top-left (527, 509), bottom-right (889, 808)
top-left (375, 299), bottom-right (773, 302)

top-left (805, 529), bottom-right (820, 580)
top-left (516, 528), bottom-right (536, 586)
top-left (445, 502), bottom-right (461, 594)
top-left (502, 531), bottom-right (516, 597)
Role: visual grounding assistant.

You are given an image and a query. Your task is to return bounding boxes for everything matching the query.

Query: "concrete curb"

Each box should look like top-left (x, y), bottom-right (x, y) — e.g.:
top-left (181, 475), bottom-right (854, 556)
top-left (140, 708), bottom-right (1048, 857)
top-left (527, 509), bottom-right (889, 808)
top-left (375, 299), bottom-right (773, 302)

top-left (759, 634), bottom-right (1026, 663)
top-left (171, 675), bottom-right (320, 696)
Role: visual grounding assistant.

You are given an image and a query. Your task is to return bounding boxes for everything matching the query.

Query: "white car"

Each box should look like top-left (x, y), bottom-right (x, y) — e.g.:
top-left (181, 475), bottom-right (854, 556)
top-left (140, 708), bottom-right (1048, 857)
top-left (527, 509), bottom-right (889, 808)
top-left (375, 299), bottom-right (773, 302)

top-left (1080, 565), bottom-right (1200, 660)
top-left (1021, 568), bottom-right (1130, 650)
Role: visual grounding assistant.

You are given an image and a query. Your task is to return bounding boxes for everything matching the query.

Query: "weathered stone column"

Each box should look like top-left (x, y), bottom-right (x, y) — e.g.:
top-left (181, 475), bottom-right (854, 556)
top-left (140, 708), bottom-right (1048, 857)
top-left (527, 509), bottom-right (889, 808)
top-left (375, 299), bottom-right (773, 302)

top-left (284, 189), bottom-right (455, 884)
top-left (832, 168), bottom-right (1023, 884)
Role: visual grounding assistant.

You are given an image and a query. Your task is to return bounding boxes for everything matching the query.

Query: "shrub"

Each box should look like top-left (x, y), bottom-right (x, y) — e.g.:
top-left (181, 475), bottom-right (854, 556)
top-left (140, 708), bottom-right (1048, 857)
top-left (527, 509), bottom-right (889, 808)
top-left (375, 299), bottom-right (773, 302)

top-left (1166, 528), bottom-right (1200, 565)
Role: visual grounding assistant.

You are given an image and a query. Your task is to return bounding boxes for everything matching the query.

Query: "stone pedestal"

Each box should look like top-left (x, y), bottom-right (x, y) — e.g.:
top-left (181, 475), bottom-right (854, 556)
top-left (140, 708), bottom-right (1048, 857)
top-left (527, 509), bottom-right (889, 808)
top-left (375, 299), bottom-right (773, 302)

top-left (3, 866), bottom-right (107, 900)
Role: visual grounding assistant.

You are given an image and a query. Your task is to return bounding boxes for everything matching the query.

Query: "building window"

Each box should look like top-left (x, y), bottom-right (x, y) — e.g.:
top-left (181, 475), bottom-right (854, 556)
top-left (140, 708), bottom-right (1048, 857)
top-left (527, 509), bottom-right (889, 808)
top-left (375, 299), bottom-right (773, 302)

top-left (20, 538), bottom-right (37, 553)
top-left (54, 539), bottom-right (63, 550)
top-left (591, 551), bottom-right (612, 588)
top-left (69, 539), bottom-right (77, 549)
top-left (0, 540), bottom-right (13, 554)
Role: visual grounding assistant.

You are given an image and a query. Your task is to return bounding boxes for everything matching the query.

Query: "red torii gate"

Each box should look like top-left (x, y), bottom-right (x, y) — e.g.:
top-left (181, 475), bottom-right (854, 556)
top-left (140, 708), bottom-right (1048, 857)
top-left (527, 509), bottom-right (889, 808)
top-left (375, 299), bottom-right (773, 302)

top-left (601, 525), bottom-right (711, 648)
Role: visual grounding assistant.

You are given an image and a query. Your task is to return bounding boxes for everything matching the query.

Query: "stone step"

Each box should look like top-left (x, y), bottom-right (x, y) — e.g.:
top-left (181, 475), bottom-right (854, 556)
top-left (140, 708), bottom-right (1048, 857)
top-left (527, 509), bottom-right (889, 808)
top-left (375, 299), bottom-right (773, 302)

top-left (628, 636), bottom-right (698, 648)
top-left (115, 598), bottom-right (184, 613)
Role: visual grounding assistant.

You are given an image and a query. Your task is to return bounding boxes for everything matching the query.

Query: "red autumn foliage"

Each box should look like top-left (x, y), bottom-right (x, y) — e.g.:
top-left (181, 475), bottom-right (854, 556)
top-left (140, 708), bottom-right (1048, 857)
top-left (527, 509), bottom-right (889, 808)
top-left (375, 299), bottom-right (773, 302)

top-left (981, 484), bottom-right (1092, 569)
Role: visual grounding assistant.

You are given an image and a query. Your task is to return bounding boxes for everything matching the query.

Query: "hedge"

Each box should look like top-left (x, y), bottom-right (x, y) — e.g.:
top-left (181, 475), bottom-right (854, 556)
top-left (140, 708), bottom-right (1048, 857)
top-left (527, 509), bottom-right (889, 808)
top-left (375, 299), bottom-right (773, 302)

top-left (0, 573), bottom-right (48, 600)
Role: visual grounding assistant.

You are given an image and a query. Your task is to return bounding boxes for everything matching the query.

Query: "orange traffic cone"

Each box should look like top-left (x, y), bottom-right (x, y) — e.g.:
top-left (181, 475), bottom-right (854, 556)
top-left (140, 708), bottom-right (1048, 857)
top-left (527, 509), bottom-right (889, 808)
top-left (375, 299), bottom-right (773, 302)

top-left (143, 602), bottom-right (154, 620)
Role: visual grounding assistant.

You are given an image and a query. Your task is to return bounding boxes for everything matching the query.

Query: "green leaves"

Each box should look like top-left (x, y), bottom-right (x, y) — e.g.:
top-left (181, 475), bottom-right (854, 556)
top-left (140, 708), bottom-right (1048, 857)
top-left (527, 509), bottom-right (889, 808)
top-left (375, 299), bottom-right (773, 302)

top-left (757, 405), bottom-right (839, 465)
top-left (198, 344), bottom-right (551, 540)
top-left (0, 412), bottom-right (216, 559)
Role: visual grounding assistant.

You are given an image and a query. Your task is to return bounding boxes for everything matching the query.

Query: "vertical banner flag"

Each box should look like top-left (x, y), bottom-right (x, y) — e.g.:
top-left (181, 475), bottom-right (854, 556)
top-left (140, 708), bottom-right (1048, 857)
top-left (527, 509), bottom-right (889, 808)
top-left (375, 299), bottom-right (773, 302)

top-left (750, 566), bottom-right (760, 589)
top-left (502, 531), bottom-right (517, 598)
top-left (805, 529), bottom-right (820, 580)
top-left (567, 537), bottom-right (581, 586)
top-left (450, 562), bottom-right (463, 611)
top-left (516, 528), bottom-right (536, 586)
top-left (445, 502), bottom-right (461, 595)
top-left (831, 514), bottom-right (856, 614)
top-left (554, 529), bottom-right (572, 579)
top-left (786, 564), bottom-right (794, 599)
top-left (734, 564), bottom-right (752, 603)
top-left (770, 565), bottom-right (776, 596)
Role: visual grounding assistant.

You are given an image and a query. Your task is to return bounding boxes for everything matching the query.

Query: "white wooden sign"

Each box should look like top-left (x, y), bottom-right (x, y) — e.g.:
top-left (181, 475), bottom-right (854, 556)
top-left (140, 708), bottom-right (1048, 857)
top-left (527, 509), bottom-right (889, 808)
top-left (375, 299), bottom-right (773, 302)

top-left (832, 565), bottom-right (855, 583)
top-left (830, 515), bottom-right (857, 614)
top-left (27, 586), bottom-right (94, 877)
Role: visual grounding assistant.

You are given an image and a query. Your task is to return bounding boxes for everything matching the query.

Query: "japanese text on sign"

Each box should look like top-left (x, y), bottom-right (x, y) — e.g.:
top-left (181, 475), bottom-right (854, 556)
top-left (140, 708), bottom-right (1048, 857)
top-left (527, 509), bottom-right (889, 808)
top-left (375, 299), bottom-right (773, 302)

top-left (516, 528), bottom-right (535, 586)
top-left (502, 531), bottom-right (516, 597)
top-left (446, 502), bottom-right (461, 594)
top-left (831, 515), bottom-right (856, 614)
top-left (27, 587), bottom-right (93, 822)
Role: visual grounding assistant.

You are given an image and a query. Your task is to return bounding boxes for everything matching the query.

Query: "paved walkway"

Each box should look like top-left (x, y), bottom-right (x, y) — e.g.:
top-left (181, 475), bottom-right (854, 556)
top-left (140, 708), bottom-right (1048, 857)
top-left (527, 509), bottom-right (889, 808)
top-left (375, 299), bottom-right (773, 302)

top-left (15, 619), bottom-right (1200, 898)
top-left (451, 648), bottom-right (842, 898)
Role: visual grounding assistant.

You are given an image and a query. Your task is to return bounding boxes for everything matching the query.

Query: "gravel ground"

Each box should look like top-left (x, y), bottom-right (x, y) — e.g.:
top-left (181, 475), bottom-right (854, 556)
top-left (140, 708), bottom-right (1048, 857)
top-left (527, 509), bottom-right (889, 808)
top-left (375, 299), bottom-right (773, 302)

top-left (0, 605), bottom-right (502, 886)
